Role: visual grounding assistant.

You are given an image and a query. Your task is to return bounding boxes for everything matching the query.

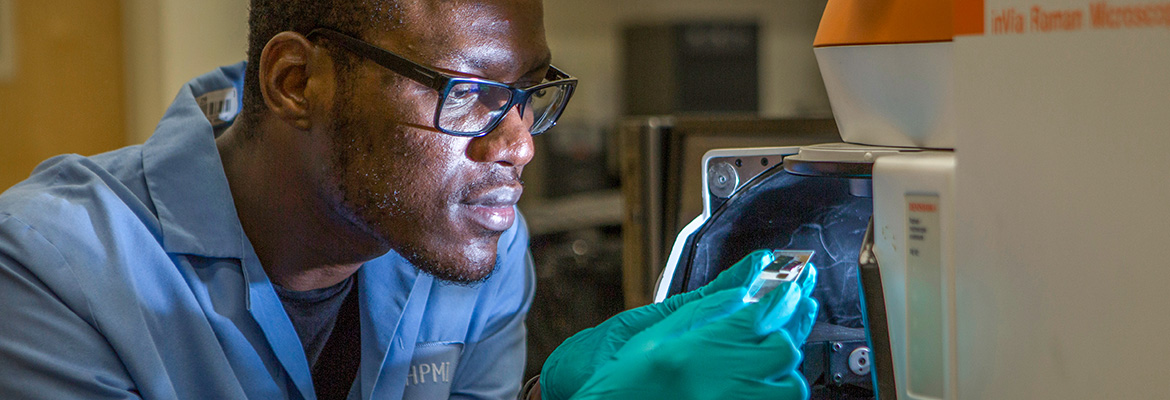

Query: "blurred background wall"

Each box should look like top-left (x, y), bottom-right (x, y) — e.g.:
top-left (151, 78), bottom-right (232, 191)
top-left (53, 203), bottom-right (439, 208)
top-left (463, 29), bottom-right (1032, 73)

top-left (0, 0), bottom-right (126, 189)
top-left (544, 0), bottom-right (830, 128)
top-left (122, 0), bottom-right (248, 145)
top-left (0, 0), bottom-right (829, 191)
top-left (523, 0), bottom-right (831, 201)
top-left (0, 0), bottom-right (247, 190)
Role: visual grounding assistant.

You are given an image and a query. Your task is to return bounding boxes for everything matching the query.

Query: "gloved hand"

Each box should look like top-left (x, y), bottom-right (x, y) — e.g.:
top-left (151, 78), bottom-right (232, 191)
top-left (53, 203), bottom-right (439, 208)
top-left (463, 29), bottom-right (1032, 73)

top-left (569, 264), bottom-right (819, 400)
top-left (540, 250), bottom-right (778, 400)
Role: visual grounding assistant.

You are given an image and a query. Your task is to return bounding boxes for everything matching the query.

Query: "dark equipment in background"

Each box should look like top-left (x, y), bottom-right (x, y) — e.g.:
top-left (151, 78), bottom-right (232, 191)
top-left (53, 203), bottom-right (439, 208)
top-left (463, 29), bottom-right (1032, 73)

top-left (520, 121), bottom-right (625, 382)
top-left (524, 227), bottom-right (625, 382)
top-left (623, 22), bottom-right (759, 116)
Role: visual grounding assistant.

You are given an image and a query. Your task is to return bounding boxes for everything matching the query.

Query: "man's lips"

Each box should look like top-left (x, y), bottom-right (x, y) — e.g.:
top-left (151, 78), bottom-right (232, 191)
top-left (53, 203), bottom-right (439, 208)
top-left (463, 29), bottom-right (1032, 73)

top-left (462, 185), bottom-right (522, 232)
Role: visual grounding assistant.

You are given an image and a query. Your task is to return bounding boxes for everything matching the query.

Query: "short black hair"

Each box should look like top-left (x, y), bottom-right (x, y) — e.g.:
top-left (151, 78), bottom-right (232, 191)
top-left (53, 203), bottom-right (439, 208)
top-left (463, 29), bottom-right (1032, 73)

top-left (240, 0), bottom-right (402, 128)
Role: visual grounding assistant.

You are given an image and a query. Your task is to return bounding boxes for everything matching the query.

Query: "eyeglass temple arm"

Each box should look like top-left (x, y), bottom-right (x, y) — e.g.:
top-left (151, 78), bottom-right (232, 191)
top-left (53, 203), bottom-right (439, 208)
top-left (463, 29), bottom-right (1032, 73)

top-left (307, 28), bottom-right (448, 92)
top-left (545, 65), bottom-right (572, 81)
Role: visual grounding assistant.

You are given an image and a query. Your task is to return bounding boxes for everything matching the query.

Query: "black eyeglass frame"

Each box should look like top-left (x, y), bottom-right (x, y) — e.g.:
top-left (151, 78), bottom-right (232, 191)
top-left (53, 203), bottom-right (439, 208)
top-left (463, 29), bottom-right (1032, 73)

top-left (307, 27), bottom-right (577, 137)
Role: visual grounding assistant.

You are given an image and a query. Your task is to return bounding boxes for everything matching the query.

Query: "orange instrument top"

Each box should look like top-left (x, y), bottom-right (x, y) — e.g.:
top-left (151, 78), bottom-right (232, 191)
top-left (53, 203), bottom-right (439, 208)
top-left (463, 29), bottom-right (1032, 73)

top-left (814, 0), bottom-right (954, 47)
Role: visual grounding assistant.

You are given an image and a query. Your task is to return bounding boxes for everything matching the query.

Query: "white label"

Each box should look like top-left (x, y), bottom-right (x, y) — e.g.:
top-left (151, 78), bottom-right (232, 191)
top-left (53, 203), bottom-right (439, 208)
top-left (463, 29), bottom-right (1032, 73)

top-left (196, 87), bottom-right (239, 127)
top-left (906, 193), bottom-right (944, 399)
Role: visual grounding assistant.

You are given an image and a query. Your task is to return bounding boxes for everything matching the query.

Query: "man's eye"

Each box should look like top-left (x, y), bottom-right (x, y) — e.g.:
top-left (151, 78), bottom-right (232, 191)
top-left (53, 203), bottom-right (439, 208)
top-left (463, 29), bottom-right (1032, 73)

top-left (449, 85), bottom-right (481, 100)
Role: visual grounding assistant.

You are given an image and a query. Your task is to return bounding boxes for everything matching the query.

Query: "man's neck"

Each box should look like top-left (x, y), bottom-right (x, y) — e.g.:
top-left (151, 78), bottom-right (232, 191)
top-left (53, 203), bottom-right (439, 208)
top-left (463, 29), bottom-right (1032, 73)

top-left (215, 120), bottom-right (385, 291)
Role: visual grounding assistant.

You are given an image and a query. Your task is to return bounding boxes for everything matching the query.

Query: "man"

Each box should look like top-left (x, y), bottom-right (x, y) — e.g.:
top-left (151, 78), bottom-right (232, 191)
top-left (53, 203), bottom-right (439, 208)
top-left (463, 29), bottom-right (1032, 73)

top-left (0, 0), bottom-right (816, 399)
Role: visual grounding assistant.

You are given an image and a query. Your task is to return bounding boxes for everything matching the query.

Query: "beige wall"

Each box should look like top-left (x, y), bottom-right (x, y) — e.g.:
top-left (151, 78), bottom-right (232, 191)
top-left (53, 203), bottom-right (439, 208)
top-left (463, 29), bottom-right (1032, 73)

top-left (0, 0), bottom-right (249, 190)
top-left (123, 0), bottom-right (248, 144)
top-left (0, 0), bottom-right (126, 190)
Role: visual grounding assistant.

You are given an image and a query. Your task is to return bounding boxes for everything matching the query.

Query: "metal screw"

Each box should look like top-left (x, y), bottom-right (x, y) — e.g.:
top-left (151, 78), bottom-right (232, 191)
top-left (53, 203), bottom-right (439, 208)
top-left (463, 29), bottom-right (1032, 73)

top-left (832, 373), bottom-right (844, 384)
top-left (831, 342), bottom-right (843, 352)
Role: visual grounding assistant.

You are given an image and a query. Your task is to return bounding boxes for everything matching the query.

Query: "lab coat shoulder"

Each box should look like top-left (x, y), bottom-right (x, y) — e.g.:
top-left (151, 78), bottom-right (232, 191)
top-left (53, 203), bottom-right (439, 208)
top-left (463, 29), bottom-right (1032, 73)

top-left (0, 148), bottom-right (170, 399)
top-left (0, 147), bottom-right (252, 399)
top-left (0, 148), bottom-right (164, 309)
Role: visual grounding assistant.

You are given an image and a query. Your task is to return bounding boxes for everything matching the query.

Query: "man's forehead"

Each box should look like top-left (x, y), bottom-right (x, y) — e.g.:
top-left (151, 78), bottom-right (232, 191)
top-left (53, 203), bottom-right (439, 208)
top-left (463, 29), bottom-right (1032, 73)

top-left (383, 0), bottom-right (550, 80)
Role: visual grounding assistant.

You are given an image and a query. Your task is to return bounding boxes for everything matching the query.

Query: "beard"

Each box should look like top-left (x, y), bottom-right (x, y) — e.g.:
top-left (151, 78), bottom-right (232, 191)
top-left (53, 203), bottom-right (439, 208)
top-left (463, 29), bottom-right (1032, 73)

top-left (325, 85), bottom-right (500, 285)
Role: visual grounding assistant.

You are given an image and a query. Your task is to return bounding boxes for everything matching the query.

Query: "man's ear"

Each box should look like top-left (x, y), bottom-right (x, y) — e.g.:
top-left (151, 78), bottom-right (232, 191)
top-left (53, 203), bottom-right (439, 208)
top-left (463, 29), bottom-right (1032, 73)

top-left (258, 31), bottom-right (320, 131)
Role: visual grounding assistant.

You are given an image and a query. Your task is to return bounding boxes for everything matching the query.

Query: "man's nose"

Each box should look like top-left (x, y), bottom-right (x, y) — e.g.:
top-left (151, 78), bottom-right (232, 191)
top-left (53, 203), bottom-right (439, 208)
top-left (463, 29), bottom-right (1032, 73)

top-left (467, 106), bottom-right (535, 168)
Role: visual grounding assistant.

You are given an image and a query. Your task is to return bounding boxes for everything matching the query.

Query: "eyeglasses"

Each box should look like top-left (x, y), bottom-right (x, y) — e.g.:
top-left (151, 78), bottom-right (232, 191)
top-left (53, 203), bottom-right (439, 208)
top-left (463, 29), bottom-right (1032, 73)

top-left (307, 28), bottom-right (577, 137)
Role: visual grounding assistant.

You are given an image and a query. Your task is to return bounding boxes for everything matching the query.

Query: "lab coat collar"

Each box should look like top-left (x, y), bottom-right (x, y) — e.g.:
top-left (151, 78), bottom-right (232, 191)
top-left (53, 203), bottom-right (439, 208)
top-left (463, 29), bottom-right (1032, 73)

top-left (141, 62), bottom-right (247, 259)
top-left (142, 62), bottom-right (439, 400)
top-left (358, 251), bottom-right (434, 400)
top-left (141, 63), bottom-right (326, 399)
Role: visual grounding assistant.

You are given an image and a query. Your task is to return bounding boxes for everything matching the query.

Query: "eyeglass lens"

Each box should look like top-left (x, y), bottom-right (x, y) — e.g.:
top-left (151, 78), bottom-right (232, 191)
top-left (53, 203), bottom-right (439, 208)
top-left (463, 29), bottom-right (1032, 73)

top-left (439, 82), bottom-right (572, 135)
top-left (527, 85), bottom-right (571, 134)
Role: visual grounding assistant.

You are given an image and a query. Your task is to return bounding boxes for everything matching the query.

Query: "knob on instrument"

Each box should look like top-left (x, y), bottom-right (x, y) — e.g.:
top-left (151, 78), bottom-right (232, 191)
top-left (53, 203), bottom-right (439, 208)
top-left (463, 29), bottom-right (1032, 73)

top-left (707, 162), bottom-right (739, 199)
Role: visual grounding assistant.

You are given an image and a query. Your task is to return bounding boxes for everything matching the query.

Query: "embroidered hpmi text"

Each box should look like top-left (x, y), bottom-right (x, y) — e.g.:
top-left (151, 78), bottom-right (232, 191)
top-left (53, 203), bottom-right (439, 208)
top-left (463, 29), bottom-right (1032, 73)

top-left (406, 361), bottom-right (452, 386)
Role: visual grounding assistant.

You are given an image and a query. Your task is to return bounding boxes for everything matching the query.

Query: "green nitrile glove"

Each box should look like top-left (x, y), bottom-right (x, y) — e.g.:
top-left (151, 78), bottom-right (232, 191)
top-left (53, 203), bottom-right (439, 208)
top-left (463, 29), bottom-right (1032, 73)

top-left (539, 250), bottom-right (777, 400)
top-left (569, 264), bottom-right (819, 400)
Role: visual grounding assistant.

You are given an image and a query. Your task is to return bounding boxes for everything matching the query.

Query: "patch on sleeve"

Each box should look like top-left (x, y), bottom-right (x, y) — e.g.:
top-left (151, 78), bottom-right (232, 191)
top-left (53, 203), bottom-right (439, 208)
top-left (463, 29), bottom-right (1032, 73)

top-left (195, 87), bottom-right (239, 127)
top-left (403, 341), bottom-right (463, 399)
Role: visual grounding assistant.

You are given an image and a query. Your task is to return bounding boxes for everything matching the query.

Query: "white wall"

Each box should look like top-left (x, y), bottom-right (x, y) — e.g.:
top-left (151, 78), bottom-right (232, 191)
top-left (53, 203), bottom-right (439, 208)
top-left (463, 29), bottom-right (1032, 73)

top-left (123, 0), bottom-right (249, 144)
top-left (543, 0), bottom-right (832, 126)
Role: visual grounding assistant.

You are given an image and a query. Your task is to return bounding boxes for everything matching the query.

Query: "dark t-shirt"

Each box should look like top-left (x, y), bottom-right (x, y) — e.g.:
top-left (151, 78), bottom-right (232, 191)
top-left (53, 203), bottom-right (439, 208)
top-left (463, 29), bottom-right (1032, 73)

top-left (274, 277), bottom-right (354, 366)
top-left (275, 276), bottom-right (360, 400)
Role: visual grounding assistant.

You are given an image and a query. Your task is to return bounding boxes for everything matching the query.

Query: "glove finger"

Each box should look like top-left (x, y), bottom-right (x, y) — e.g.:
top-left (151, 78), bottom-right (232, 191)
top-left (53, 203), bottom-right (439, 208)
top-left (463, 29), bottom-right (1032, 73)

top-left (683, 328), bottom-right (804, 392)
top-left (649, 320), bottom-right (805, 393)
top-left (659, 288), bottom-right (704, 314)
top-left (618, 288), bottom-right (749, 355)
top-left (676, 278), bottom-right (802, 345)
top-left (695, 249), bottom-right (773, 299)
top-left (765, 372), bottom-right (813, 400)
top-left (665, 288), bottom-right (751, 333)
top-left (725, 372), bottom-right (810, 400)
top-left (748, 261), bottom-right (821, 336)
top-left (758, 327), bottom-right (806, 374)
top-left (749, 275), bottom-right (806, 336)
top-left (794, 263), bottom-right (818, 299)
top-left (778, 297), bottom-right (819, 346)
top-left (662, 249), bottom-right (772, 314)
top-left (604, 304), bottom-right (675, 345)
top-left (540, 327), bottom-right (606, 400)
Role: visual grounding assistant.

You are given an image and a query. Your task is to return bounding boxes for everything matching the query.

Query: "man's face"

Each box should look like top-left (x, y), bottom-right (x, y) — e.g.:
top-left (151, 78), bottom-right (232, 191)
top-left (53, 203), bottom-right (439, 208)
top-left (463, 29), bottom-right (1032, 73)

top-left (321, 0), bottom-right (549, 283)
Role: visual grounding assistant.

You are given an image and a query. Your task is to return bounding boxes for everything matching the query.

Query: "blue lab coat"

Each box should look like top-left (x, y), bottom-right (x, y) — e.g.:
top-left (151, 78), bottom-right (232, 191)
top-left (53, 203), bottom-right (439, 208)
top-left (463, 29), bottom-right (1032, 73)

top-left (0, 63), bottom-right (535, 400)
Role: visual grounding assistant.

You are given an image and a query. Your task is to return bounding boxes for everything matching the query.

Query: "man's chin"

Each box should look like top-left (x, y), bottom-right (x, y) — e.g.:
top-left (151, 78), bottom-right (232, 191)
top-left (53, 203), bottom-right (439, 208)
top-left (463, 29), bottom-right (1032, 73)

top-left (391, 228), bottom-right (504, 285)
top-left (417, 257), bottom-right (497, 286)
top-left (402, 245), bottom-right (499, 286)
